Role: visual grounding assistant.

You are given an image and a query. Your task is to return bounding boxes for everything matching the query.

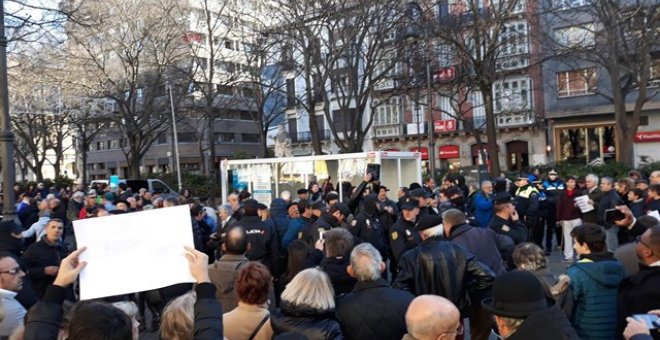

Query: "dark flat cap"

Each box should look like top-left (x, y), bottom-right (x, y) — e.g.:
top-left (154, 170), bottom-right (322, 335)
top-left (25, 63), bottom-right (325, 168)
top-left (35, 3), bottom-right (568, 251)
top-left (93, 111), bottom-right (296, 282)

top-left (416, 215), bottom-right (443, 231)
top-left (330, 202), bottom-right (351, 217)
top-left (297, 188), bottom-right (308, 195)
top-left (325, 193), bottom-right (339, 202)
top-left (311, 201), bottom-right (326, 210)
top-left (446, 186), bottom-right (462, 197)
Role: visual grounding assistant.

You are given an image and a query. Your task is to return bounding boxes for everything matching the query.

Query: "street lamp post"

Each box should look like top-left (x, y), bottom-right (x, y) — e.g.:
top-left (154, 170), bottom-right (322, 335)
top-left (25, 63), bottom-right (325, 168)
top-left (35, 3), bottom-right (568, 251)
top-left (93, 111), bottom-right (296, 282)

top-left (167, 82), bottom-right (182, 192)
top-left (0, 1), bottom-right (16, 219)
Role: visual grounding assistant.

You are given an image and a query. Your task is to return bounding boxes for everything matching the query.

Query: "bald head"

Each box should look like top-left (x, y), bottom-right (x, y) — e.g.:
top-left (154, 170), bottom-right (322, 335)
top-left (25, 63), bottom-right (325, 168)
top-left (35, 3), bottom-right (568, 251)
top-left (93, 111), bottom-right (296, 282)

top-left (406, 295), bottom-right (460, 340)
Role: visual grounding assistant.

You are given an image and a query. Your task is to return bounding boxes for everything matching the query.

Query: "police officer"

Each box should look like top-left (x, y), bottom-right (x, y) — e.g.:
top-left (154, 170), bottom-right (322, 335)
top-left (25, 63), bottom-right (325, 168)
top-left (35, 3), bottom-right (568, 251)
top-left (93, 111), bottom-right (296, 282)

top-left (352, 194), bottom-right (387, 264)
top-left (488, 193), bottom-right (527, 244)
top-left (389, 197), bottom-right (422, 272)
top-left (410, 188), bottom-right (436, 219)
top-left (303, 202), bottom-right (351, 244)
top-left (543, 170), bottom-right (565, 252)
top-left (237, 199), bottom-right (279, 273)
top-left (514, 174), bottom-right (539, 242)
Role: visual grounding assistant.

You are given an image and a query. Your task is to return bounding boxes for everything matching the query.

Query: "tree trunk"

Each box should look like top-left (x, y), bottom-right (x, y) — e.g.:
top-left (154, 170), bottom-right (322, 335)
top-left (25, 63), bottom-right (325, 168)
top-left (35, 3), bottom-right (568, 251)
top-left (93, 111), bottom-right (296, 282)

top-left (81, 143), bottom-right (88, 189)
top-left (207, 118), bottom-right (218, 206)
top-left (481, 86), bottom-right (501, 176)
top-left (128, 151), bottom-right (141, 179)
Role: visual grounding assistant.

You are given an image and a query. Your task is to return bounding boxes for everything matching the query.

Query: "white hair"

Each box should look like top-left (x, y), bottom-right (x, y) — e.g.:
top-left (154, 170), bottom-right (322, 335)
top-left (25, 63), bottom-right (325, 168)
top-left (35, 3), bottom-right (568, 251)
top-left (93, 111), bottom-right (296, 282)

top-left (350, 243), bottom-right (382, 282)
top-left (585, 174), bottom-right (599, 183)
top-left (281, 268), bottom-right (335, 311)
top-left (480, 180), bottom-right (492, 189)
top-left (422, 225), bottom-right (444, 238)
top-left (112, 301), bottom-right (139, 319)
top-left (280, 190), bottom-right (291, 201)
top-left (217, 204), bottom-right (232, 215)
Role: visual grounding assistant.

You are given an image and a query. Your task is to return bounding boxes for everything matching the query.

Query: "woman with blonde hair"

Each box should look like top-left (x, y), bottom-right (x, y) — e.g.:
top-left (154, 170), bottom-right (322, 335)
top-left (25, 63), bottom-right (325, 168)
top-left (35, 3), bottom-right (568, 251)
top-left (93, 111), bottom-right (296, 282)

top-left (271, 268), bottom-right (343, 339)
top-left (160, 292), bottom-right (195, 340)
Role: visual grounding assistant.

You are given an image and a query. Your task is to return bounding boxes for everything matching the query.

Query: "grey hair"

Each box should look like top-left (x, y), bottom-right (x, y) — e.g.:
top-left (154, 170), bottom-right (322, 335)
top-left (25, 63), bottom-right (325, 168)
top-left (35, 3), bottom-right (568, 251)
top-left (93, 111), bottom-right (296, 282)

top-left (497, 316), bottom-right (525, 332)
top-left (512, 242), bottom-right (547, 271)
top-left (281, 268), bottom-right (335, 311)
top-left (350, 243), bottom-right (382, 282)
top-left (480, 180), bottom-right (492, 189)
top-left (585, 174), bottom-right (599, 184)
top-left (601, 176), bottom-right (614, 185)
top-left (422, 225), bottom-right (444, 238)
top-left (280, 190), bottom-right (291, 201)
top-left (442, 209), bottom-right (466, 227)
top-left (217, 204), bottom-right (232, 215)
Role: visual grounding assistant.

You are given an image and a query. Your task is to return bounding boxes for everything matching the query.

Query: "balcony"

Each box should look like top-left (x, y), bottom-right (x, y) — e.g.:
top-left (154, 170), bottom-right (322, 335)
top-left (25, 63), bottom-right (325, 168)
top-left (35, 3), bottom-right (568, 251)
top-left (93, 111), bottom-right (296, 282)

top-left (373, 123), bottom-right (401, 138)
top-left (496, 111), bottom-right (534, 127)
top-left (374, 78), bottom-right (397, 91)
top-left (291, 129), bottom-right (332, 143)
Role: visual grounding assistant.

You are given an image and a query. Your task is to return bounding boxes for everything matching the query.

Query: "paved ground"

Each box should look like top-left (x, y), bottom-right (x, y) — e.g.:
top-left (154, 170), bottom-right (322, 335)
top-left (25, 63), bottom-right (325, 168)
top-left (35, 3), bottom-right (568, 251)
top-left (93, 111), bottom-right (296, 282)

top-left (138, 243), bottom-right (571, 339)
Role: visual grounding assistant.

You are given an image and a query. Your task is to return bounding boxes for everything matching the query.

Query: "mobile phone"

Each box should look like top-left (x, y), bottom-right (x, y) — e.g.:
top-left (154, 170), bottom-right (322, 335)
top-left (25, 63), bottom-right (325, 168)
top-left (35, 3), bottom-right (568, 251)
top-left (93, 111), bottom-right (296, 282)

top-left (319, 230), bottom-right (326, 241)
top-left (633, 314), bottom-right (660, 329)
top-left (605, 209), bottom-right (625, 223)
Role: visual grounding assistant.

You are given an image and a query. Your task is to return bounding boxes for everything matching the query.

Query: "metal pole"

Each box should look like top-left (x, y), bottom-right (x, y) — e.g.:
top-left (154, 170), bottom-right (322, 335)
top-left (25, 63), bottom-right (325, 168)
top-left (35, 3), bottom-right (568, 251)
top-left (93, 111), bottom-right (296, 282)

top-left (426, 40), bottom-right (436, 179)
top-left (167, 82), bottom-right (182, 192)
top-left (0, 1), bottom-right (16, 220)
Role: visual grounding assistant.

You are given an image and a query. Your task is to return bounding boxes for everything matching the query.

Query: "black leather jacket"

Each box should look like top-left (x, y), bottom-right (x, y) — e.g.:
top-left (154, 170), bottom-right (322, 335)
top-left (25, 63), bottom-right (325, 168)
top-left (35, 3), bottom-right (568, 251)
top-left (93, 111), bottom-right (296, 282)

top-left (393, 236), bottom-right (495, 317)
top-left (271, 302), bottom-right (344, 340)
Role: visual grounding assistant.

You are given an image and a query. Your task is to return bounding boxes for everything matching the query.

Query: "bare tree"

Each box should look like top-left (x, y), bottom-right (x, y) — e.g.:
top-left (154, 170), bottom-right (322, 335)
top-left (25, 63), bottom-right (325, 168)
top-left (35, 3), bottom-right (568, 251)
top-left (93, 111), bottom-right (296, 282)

top-left (64, 0), bottom-right (190, 178)
top-left (271, 0), bottom-right (404, 154)
top-left (544, 0), bottom-right (659, 166)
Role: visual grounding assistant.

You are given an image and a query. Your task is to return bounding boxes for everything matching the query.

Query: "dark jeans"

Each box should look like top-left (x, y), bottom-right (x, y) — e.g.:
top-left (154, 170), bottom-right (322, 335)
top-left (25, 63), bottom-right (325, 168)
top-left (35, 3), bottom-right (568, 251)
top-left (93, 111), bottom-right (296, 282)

top-left (533, 216), bottom-right (555, 251)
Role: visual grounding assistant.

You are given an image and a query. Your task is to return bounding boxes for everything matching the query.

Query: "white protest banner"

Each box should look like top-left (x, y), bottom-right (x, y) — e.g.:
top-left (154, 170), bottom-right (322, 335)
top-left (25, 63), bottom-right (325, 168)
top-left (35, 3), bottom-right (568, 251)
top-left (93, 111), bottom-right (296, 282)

top-left (73, 205), bottom-right (195, 300)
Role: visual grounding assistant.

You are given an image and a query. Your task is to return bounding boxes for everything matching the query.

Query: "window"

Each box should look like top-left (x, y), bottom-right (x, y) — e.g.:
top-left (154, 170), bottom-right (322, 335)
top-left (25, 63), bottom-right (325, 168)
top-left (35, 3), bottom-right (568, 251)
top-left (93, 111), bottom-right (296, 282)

top-left (437, 44), bottom-right (455, 68)
top-left (494, 77), bottom-right (532, 112)
top-left (553, 0), bottom-right (590, 9)
top-left (496, 21), bottom-right (529, 70)
top-left (157, 134), bottom-right (167, 144)
top-left (491, 0), bottom-right (526, 14)
top-left (197, 57), bottom-right (208, 71)
top-left (177, 132), bottom-right (198, 143)
top-left (224, 40), bottom-right (236, 50)
top-left (241, 133), bottom-right (260, 143)
top-left (437, 95), bottom-right (456, 120)
top-left (649, 59), bottom-right (660, 87)
top-left (98, 163), bottom-right (106, 170)
top-left (216, 133), bottom-right (235, 143)
top-left (240, 112), bottom-right (253, 121)
top-left (217, 85), bottom-right (233, 96)
top-left (557, 68), bottom-right (597, 97)
top-left (469, 91), bottom-right (487, 128)
top-left (374, 97), bottom-right (401, 126)
top-left (555, 24), bottom-right (595, 48)
top-left (448, 0), bottom-right (484, 14)
top-left (409, 96), bottom-right (427, 124)
top-left (96, 141), bottom-right (106, 150)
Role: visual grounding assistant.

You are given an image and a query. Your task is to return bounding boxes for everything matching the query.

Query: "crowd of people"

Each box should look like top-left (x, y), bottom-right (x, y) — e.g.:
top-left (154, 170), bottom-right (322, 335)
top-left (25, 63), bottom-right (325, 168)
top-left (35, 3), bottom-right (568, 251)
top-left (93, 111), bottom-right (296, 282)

top-left (0, 169), bottom-right (658, 340)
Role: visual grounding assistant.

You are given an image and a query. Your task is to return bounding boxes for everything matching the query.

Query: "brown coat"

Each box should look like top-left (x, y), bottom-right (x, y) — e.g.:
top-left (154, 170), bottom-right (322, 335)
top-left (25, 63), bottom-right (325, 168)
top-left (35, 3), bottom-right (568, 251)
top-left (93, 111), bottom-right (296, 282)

top-left (223, 302), bottom-right (273, 340)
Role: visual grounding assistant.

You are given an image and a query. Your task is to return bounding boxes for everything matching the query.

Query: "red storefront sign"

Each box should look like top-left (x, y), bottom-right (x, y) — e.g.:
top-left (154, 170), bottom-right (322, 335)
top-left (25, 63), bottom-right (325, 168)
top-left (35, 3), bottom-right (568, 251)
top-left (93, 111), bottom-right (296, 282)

top-left (433, 66), bottom-right (456, 82)
top-left (409, 147), bottom-right (429, 160)
top-left (434, 119), bottom-right (457, 133)
top-left (634, 131), bottom-right (660, 143)
top-left (439, 145), bottom-right (460, 159)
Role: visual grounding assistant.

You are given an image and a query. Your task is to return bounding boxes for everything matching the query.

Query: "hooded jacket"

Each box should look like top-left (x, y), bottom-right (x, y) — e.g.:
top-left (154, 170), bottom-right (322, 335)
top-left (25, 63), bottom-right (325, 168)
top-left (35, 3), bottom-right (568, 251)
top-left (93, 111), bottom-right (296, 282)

top-left (270, 302), bottom-right (343, 340)
top-left (270, 198), bottom-right (290, 243)
top-left (567, 252), bottom-right (625, 340)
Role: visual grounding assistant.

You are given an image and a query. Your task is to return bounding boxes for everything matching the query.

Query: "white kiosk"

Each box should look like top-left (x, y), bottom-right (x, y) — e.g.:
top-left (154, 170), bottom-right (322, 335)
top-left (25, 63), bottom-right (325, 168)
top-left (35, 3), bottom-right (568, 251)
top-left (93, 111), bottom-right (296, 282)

top-left (220, 151), bottom-right (422, 206)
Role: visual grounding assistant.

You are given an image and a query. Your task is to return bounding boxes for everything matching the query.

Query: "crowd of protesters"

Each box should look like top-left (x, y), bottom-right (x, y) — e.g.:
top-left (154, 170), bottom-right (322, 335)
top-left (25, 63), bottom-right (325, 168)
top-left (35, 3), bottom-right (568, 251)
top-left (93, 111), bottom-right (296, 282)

top-left (0, 169), bottom-right (657, 339)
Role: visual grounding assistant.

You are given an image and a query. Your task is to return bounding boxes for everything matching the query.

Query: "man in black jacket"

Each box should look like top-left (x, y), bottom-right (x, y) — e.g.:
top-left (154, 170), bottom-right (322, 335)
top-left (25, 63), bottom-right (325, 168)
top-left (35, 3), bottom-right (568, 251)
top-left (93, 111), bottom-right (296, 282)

top-left (617, 225), bottom-right (660, 340)
top-left (394, 215), bottom-right (495, 319)
top-left (240, 199), bottom-right (279, 273)
top-left (336, 243), bottom-right (414, 340)
top-left (489, 193), bottom-right (528, 245)
top-left (482, 270), bottom-right (579, 340)
top-left (597, 177), bottom-right (623, 251)
top-left (352, 195), bottom-right (387, 263)
top-left (389, 198), bottom-right (422, 272)
top-left (303, 203), bottom-right (351, 244)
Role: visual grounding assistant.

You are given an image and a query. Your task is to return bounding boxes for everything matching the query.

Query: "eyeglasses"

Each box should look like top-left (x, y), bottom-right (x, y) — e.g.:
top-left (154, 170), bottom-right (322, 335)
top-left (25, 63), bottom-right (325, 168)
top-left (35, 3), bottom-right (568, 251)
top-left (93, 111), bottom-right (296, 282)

top-left (0, 267), bottom-right (23, 275)
top-left (439, 324), bottom-right (464, 336)
top-left (636, 235), bottom-right (654, 255)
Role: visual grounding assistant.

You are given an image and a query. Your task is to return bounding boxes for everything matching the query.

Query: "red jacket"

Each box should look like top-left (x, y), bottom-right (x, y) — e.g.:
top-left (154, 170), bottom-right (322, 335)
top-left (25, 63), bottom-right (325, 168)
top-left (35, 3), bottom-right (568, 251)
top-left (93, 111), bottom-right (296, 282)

top-left (556, 189), bottom-right (582, 221)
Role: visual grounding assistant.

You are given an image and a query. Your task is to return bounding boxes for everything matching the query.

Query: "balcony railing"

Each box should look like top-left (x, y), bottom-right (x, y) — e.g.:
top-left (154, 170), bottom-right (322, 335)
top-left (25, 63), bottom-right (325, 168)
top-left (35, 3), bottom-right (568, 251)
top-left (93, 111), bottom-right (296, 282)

top-left (374, 123), bottom-right (401, 137)
top-left (496, 111), bottom-right (534, 127)
top-left (292, 129), bottom-right (332, 143)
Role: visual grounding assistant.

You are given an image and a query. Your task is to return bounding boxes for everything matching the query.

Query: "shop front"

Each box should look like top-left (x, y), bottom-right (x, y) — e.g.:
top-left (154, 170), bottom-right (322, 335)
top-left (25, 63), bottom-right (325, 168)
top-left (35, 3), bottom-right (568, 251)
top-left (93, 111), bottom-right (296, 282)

top-left (553, 122), bottom-right (618, 164)
top-left (439, 144), bottom-right (461, 170)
